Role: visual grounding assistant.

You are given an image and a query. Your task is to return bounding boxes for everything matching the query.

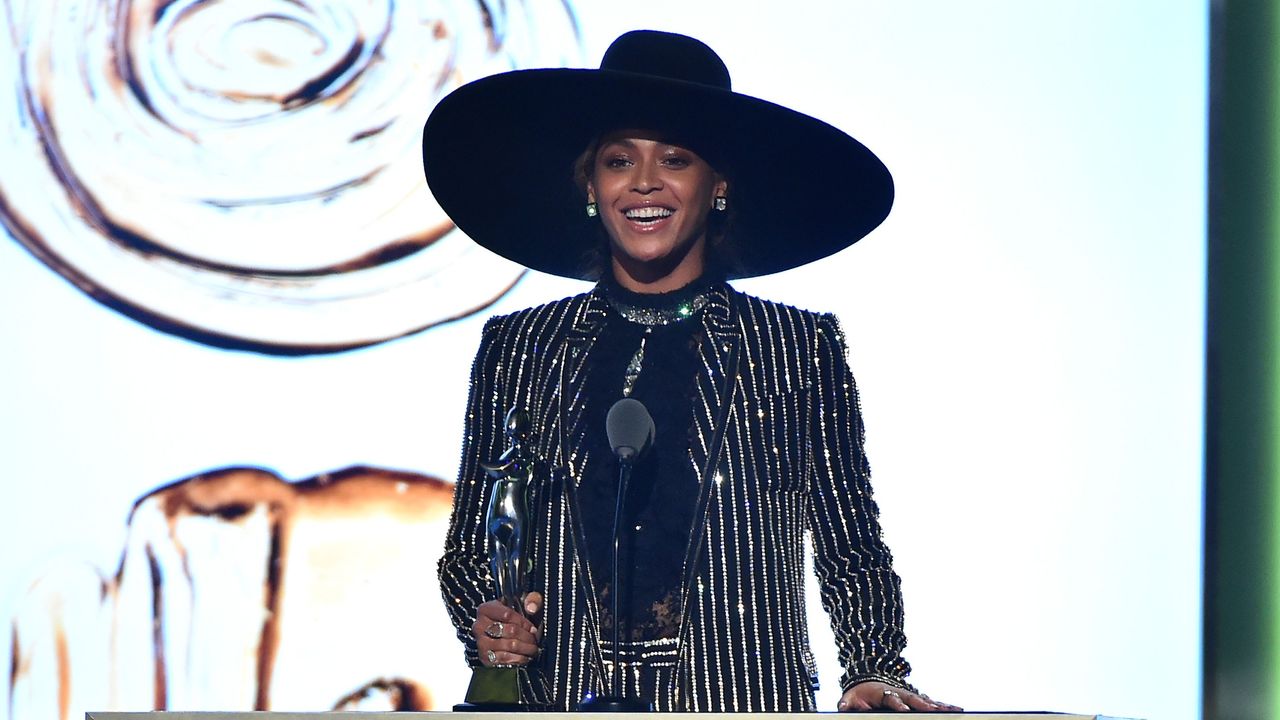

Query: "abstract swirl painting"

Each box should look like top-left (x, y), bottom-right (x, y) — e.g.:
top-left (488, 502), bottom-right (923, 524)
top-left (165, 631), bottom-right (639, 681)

top-left (0, 0), bottom-right (581, 353)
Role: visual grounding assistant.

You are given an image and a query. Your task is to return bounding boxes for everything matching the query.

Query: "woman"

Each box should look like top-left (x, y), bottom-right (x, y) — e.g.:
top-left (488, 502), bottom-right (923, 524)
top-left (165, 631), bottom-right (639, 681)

top-left (426, 30), bottom-right (956, 713)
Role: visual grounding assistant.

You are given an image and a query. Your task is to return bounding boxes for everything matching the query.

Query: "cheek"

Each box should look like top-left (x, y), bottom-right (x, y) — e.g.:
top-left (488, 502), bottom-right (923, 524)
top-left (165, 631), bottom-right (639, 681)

top-left (682, 176), bottom-right (718, 206)
top-left (592, 175), bottom-right (626, 204)
top-left (597, 211), bottom-right (625, 243)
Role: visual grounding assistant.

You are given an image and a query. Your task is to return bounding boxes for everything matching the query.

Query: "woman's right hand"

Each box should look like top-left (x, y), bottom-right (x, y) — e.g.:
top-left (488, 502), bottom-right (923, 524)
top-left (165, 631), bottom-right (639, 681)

top-left (472, 591), bottom-right (543, 666)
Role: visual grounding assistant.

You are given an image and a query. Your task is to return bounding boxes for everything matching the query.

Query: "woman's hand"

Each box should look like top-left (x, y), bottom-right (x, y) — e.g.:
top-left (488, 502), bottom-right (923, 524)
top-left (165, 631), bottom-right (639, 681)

top-left (837, 681), bottom-right (962, 712)
top-left (472, 591), bottom-right (544, 667)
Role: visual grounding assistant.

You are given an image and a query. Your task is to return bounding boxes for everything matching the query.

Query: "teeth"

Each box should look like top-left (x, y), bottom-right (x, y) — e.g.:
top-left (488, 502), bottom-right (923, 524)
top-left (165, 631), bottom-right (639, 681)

top-left (624, 206), bottom-right (673, 220)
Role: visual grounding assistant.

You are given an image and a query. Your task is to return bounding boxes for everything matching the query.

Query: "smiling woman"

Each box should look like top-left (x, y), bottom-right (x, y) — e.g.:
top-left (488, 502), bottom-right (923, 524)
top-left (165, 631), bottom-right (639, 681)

top-left (423, 30), bottom-right (956, 713)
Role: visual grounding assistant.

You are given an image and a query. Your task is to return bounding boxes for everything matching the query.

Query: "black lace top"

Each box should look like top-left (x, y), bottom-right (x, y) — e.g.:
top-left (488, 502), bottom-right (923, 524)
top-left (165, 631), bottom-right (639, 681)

top-left (577, 274), bottom-right (718, 643)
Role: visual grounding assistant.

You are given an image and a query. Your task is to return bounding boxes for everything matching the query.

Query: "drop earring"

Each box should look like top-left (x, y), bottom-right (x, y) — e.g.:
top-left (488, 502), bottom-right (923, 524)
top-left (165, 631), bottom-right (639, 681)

top-left (586, 201), bottom-right (599, 217)
top-left (713, 196), bottom-right (727, 211)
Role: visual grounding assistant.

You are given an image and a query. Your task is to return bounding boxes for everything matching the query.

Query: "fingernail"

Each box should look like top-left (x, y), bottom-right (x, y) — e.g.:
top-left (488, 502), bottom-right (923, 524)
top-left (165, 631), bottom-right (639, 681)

top-left (526, 601), bottom-right (538, 613)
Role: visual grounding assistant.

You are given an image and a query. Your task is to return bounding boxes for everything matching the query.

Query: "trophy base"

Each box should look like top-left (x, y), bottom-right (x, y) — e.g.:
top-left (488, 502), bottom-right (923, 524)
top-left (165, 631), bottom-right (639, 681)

top-left (457, 665), bottom-right (547, 711)
top-left (576, 695), bottom-right (654, 712)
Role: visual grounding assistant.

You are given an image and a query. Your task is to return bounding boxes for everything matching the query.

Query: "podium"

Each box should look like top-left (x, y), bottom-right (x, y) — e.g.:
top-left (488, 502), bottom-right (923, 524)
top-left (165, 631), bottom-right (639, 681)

top-left (85, 707), bottom-right (1136, 712)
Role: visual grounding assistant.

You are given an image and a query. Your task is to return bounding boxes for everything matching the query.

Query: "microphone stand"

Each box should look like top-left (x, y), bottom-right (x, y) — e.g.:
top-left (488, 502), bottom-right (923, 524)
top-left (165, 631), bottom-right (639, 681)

top-left (577, 453), bottom-right (653, 712)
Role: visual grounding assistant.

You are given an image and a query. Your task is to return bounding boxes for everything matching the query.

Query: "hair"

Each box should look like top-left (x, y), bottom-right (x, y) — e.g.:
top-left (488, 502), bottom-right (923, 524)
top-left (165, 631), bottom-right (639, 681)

top-left (571, 135), bottom-right (741, 280)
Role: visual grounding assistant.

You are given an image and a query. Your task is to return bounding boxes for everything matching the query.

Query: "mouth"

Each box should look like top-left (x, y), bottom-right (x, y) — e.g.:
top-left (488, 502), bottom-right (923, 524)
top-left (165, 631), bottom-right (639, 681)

top-left (623, 206), bottom-right (674, 225)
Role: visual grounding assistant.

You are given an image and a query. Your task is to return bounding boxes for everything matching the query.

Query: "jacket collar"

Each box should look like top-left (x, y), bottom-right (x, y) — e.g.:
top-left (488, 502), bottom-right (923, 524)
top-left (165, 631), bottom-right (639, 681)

top-left (554, 281), bottom-right (738, 476)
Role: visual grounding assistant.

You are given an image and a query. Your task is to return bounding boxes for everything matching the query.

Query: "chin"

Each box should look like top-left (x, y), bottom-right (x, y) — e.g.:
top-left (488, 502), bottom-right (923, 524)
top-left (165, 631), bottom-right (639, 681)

top-left (612, 240), bottom-right (674, 265)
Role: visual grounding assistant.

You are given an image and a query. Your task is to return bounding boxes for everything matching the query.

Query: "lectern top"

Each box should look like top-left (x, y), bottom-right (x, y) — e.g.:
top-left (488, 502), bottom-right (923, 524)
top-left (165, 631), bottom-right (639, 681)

top-left (87, 707), bottom-right (1131, 712)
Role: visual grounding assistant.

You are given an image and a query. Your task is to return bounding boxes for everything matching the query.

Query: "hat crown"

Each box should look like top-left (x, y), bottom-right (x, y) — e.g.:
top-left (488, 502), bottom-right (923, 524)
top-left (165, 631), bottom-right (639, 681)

top-left (600, 30), bottom-right (732, 91)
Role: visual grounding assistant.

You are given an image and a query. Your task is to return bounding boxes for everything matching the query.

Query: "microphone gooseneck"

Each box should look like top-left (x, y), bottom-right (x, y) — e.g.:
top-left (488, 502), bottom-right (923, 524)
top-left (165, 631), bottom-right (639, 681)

top-left (577, 398), bottom-right (656, 713)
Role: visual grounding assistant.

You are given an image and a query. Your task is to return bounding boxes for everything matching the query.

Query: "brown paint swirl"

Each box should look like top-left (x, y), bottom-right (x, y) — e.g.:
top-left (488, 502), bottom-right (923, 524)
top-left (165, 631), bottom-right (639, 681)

top-left (0, 0), bottom-right (582, 353)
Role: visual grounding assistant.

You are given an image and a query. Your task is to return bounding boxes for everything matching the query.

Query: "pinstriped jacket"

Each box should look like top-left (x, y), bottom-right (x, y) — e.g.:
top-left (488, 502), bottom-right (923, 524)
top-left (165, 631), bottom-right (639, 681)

top-left (437, 283), bottom-right (912, 711)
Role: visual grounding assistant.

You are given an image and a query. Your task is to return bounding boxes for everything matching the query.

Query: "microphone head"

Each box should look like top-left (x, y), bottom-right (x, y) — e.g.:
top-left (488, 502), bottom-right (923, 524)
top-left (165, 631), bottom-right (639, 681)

top-left (606, 398), bottom-right (655, 462)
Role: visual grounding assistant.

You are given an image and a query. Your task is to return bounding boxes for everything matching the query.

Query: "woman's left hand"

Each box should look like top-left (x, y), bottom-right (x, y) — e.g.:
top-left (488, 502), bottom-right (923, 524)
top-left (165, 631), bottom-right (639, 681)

top-left (837, 681), bottom-right (962, 712)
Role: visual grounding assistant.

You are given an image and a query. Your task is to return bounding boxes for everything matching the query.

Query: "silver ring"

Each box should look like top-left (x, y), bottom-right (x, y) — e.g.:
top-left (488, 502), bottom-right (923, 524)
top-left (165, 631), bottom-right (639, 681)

top-left (486, 649), bottom-right (498, 665)
top-left (883, 690), bottom-right (901, 698)
top-left (484, 621), bottom-right (504, 639)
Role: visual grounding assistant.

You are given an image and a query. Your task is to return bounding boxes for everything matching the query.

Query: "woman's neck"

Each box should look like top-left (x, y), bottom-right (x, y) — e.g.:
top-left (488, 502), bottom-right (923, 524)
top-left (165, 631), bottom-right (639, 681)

top-left (609, 253), bottom-right (706, 293)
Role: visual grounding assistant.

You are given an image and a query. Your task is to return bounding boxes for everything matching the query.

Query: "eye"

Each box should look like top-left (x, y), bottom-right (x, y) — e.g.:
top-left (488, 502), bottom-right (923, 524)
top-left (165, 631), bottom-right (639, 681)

top-left (662, 155), bottom-right (691, 168)
top-left (602, 155), bottom-right (632, 169)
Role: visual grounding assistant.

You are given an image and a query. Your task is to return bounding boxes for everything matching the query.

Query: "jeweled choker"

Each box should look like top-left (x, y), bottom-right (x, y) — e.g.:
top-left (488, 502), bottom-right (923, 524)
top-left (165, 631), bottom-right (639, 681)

top-left (604, 278), bottom-right (715, 327)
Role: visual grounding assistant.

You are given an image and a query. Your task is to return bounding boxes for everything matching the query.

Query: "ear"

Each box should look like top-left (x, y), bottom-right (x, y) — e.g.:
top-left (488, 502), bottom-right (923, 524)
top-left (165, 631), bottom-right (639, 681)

top-left (714, 177), bottom-right (728, 199)
top-left (586, 182), bottom-right (596, 204)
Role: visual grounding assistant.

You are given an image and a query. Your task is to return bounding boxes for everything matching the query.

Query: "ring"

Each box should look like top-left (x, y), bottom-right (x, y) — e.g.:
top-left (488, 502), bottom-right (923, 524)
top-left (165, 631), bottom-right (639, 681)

top-left (486, 649), bottom-right (498, 665)
top-left (883, 690), bottom-right (901, 699)
top-left (484, 621), bottom-right (505, 639)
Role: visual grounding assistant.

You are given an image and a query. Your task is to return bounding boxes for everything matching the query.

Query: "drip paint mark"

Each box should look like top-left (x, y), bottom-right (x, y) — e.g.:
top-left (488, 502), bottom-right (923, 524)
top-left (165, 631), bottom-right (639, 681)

top-left (8, 623), bottom-right (19, 720)
top-left (54, 624), bottom-right (68, 720)
top-left (145, 545), bottom-right (166, 710)
top-left (256, 506), bottom-right (285, 711)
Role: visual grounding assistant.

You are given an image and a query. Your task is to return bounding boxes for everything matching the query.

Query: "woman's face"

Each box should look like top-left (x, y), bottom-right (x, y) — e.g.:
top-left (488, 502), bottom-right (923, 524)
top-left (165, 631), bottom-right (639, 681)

top-left (587, 131), bottom-right (726, 291)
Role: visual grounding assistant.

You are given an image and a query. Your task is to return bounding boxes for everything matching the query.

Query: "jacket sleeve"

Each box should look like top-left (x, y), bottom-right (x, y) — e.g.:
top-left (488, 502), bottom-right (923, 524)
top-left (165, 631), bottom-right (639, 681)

top-left (806, 312), bottom-right (914, 692)
top-left (437, 316), bottom-right (508, 668)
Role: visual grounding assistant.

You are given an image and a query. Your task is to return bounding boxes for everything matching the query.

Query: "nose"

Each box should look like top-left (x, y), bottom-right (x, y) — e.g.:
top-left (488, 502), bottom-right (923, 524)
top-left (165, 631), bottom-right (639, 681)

top-left (632, 162), bottom-right (662, 193)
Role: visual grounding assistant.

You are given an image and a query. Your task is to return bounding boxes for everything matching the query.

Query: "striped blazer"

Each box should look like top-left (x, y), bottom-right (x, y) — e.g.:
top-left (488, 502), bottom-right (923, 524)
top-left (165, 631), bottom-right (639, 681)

top-left (437, 283), bottom-right (912, 711)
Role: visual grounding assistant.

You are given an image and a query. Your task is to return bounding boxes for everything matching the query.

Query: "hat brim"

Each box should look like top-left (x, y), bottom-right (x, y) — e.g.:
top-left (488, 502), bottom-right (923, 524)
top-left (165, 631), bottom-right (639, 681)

top-left (422, 68), bottom-right (893, 280)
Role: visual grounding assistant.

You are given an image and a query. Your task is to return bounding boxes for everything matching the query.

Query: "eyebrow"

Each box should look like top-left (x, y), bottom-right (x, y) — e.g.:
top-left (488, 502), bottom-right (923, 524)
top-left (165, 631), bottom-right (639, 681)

top-left (598, 139), bottom-right (688, 155)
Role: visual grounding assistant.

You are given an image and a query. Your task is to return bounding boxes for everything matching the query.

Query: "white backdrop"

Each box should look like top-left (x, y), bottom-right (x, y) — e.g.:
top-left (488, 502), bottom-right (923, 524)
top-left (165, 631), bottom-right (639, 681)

top-left (0, 2), bottom-right (1205, 720)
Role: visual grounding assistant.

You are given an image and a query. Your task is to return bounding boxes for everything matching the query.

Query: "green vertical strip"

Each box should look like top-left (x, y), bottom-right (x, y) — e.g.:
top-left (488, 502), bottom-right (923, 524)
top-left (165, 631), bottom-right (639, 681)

top-left (1271, 1), bottom-right (1280, 711)
top-left (1269, 2), bottom-right (1280, 707)
top-left (1205, 1), bottom-right (1280, 719)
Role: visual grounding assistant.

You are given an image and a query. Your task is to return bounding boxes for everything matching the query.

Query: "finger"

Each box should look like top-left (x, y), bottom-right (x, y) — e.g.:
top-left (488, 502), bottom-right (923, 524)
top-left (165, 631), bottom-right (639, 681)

top-left (475, 616), bottom-right (524, 640)
top-left (916, 693), bottom-right (963, 712)
top-left (480, 635), bottom-right (539, 659)
top-left (900, 691), bottom-right (941, 712)
top-left (483, 635), bottom-right (535, 661)
top-left (837, 690), bottom-right (873, 713)
top-left (476, 615), bottom-right (540, 647)
top-left (522, 591), bottom-right (544, 641)
top-left (478, 620), bottom-right (542, 648)
top-left (523, 590), bottom-right (544, 616)
top-left (476, 601), bottom-right (525, 624)
top-left (478, 602), bottom-right (537, 634)
top-left (482, 648), bottom-right (533, 667)
top-left (472, 612), bottom-right (508, 643)
top-left (875, 689), bottom-right (911, 712)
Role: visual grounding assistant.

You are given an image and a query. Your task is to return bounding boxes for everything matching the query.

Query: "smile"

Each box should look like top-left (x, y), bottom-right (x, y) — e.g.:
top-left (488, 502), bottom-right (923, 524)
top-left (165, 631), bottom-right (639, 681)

top-left (624, 206), bottom-right (674, 223)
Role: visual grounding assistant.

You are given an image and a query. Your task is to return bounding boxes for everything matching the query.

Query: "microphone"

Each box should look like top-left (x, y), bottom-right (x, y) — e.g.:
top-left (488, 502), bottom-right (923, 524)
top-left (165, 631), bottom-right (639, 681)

top-left (606, 397), bottom-right (655, 463)
top-left (577, 398), bottom-right (655, 713)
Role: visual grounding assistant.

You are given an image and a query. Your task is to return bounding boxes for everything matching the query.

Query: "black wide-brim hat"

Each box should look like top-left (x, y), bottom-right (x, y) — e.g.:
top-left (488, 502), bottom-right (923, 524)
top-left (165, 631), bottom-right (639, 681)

top-left (422, 30), bottom-right (893, 280)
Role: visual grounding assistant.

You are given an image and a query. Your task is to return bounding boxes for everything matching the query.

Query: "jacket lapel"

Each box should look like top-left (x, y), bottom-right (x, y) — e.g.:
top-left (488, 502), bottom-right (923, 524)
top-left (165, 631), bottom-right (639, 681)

top-left (674, 285), bottom-right (743, 679)
top-left (552, 290), bottom-right (607, 479)
top-left (551, 289), bottom-right (611, 683)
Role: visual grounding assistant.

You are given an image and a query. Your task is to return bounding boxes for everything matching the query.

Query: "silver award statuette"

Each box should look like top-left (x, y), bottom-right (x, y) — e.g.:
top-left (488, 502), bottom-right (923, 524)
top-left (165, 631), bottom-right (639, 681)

top-left (459, 407), bottom-right (550, 710)
top-left (485, 408), bottom-right (535, 611)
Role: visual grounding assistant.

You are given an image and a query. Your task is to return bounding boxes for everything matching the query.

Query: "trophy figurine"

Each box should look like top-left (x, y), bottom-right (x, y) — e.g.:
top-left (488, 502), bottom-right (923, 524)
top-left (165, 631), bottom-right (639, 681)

top-left (458, 407), bottom-right (550, 710)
